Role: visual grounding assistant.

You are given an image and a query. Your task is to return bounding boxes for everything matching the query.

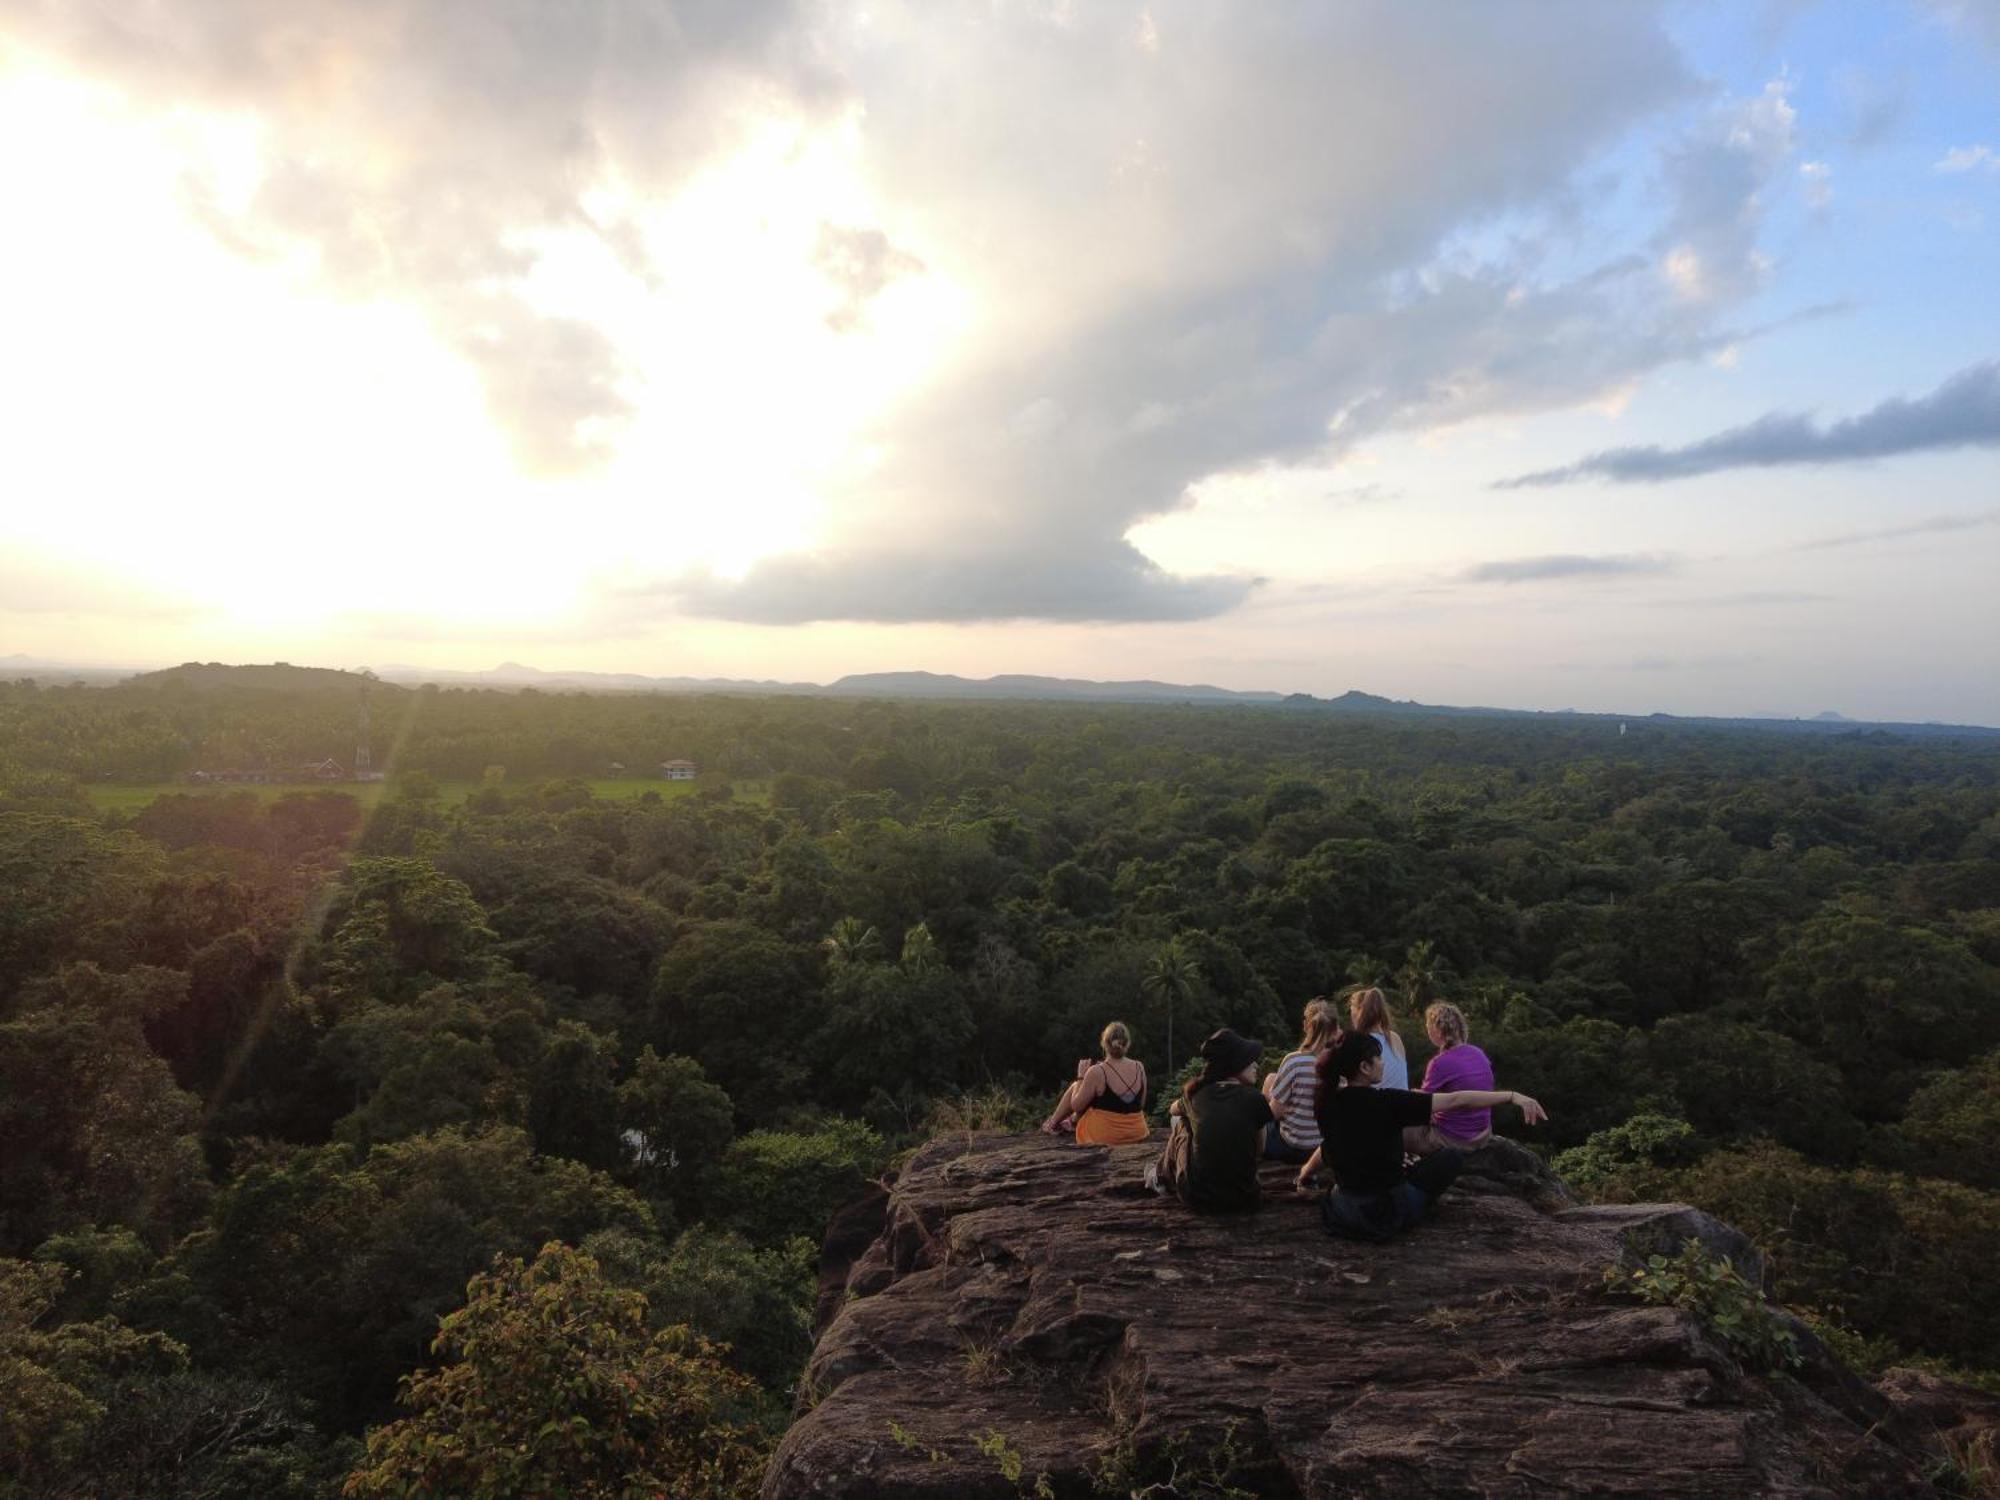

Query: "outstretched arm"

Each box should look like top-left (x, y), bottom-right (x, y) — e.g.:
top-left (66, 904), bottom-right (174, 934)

top-left (1432, 1089), bottom-right (1547, 1126)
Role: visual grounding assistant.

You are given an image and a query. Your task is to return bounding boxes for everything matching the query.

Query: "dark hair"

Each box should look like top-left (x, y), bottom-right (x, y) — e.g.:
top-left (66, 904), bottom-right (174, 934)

top-left (1328, 1030), bottom-right (1383, 1082)
top-left (1184, 1028), bottom-right (1262, 1098)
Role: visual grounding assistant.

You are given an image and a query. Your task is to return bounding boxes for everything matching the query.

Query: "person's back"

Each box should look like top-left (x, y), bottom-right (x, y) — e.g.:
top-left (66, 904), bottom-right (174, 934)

top-left (1319, 1083), bottom-right (1429, 1197)
top-left (1346, 987), bottom-right (1408, 1092)
top-left (1181, 1080), bottom-right (1271, 1212)
top-left (1367, 1029), bottom-right (1409, 1090)
top-left (1421, 1041), bottom-right (1494, 1143)
top-left (1171, 1029), bottom-right (1274, 1214)
top-left (1076, 1056), bottom-right (1148, 1144)
top-left (1268, 1047), bottom-right (1322, 1152)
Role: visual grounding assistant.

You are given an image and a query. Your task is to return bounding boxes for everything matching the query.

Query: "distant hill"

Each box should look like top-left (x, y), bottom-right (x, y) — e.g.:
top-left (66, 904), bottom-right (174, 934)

top-left (825, 670), bottom-right (1286, 703)
top-left (124, 662), bottom-right (406, 695)
top-left (373, 661), bottom-right (820, 694)
top-left (83, 659), bottom-right (1998, 738)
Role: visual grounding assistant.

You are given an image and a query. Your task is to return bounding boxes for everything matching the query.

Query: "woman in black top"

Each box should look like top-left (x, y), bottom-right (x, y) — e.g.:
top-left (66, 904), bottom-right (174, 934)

top-left (1299, 1031), bottom-right (1546, 1240)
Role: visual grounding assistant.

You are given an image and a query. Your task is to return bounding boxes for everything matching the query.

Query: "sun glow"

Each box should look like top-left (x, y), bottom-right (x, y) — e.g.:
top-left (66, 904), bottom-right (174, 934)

top-left (0, 62), bottom-right (966, 639)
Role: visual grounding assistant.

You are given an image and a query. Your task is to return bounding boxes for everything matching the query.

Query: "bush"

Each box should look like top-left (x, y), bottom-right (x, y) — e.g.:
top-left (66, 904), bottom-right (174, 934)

top-left (1607, 1241), bottom-right (1800, 1373)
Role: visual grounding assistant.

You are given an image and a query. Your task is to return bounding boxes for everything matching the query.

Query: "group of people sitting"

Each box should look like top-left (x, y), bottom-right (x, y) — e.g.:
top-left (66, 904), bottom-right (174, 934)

top-left (1040, 988), bottom-right (1548, 1241)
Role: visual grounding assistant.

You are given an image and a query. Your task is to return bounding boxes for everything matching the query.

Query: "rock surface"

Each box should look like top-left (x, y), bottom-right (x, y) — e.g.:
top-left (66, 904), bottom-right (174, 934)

top-left (764, 1132), bottom-right (1947, 1499)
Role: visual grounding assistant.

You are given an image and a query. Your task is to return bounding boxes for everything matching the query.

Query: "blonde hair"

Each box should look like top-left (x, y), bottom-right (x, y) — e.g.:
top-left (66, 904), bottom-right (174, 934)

top-left (1348, 985), bottom-right (1394, 1037)
top-left (1100, 1020), bottom-right (1132, 1059)
top-left (1299, 997), bottom-right (1341, 1049)
top-left (1425, 1001), bottom-right (1468, 1047)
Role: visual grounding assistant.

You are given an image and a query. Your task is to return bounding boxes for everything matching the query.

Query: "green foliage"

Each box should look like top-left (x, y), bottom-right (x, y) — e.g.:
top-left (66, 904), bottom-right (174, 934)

top-left (316, 856), bottom-right (498, 1003)
top-left (1895, 1049), bottom-right (2000, 1189)
top-left (1608, 1241), bottom-right (1801, 1373)
top-left (617, 1046), bottom-right (735, 1214)
top-left (584, 1224), bottom-right (815, 1393)
top-left (154, 1125), bottom-right (653, 1428)
top-left (527, 1019), bottom-right (623, 1170)
top-left (342, 1242), bottom-right (767, 1500)
top-left (1554, 1113), bottom-right (1703, 1198)
top-left (974, 1428), bottom-right (1055, 1496)
top-left (0, 1256), bottom-right (347, 1500)
top-left (8, 674), bottom-right (2000, 1468)
top-left (1622, 1144), bottom-right (2000, 1369)
top-left (0, 963), bottom-right (209, 1255)
top-left (0, 813), bottom-right (164, 991)
top-left (650, 919), bottom-right (816, 1103)
top-left (711, 1119), bottom-right (886, 1248)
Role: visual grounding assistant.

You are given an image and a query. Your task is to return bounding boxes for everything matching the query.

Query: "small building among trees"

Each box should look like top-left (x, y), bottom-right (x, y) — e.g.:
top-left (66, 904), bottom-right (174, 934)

top-left (660, 759), bottom-right (698, 781)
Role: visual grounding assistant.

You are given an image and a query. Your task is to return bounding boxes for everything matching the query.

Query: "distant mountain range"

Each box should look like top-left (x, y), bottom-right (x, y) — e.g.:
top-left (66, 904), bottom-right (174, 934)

top-left (11, 657), bottom-right (1996, 738)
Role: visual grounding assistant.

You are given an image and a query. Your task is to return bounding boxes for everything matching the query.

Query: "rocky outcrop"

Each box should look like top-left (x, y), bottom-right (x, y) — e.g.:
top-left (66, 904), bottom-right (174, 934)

top-left (764, 1132), bottom-right (1951, 1498)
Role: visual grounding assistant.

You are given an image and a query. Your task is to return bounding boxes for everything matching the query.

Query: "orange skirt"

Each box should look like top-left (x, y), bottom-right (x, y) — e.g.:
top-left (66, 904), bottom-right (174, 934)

top-left (1075, 1107), bottom-right (1149, 1145)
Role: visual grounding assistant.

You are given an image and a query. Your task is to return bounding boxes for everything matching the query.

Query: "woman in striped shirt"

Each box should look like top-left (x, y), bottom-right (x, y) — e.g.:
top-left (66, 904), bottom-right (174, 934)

top-left (1261, 997), bottom-right (1342, 1163)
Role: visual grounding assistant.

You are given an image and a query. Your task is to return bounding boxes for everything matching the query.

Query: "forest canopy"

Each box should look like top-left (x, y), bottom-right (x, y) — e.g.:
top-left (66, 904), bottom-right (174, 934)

top-left (3, 672), bottom-right (1998, 1496)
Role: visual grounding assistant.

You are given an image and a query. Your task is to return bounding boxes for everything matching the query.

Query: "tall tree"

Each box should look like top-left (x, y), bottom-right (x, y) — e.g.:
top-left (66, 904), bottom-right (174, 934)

top-left (1141, 942), bottom-right (1200, 1077)
top-left (343, 1242), bottom-right (766, 1500)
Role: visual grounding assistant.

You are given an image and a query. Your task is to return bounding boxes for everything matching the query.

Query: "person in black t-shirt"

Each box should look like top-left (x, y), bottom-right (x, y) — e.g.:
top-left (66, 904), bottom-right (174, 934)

top-left (1156, 1028), bottom-right (1294, 1214)
top-left (1298, 1031), bottom-right (1547, 1241)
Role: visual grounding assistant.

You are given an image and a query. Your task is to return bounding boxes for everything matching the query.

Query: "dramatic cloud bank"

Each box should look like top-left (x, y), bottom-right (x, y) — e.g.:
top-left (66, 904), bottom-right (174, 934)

top-left (1496, 361), bottom-right (2000, 487)
top-left (0, 2), bottom-right (1836, 623)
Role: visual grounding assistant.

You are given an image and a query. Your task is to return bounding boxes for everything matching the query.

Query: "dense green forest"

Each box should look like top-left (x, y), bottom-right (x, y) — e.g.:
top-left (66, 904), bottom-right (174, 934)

top-left (4, 669), bottom-right (1998, 1496)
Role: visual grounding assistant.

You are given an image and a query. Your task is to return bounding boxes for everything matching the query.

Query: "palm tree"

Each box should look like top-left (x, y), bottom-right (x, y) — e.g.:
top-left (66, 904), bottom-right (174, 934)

top-left (1397, 939), bottom-right (1440, 1013)
top-left (1141, 941), bottom-right (1200, 1077)
top-left (821, 916), bottom-right (883, 967)
top-left (900, 921), bottom-right (944, 975)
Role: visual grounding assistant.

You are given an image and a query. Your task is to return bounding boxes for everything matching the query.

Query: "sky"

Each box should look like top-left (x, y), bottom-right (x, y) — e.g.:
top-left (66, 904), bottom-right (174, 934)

top-left (1, 0), bottom-right (1996, 724)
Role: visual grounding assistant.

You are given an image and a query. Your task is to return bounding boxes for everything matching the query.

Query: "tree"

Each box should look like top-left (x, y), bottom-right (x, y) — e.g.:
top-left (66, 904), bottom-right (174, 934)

top-left (583, 1225), bottom-right (814, 1393)
top-left (0, 964), bottom-right (209, 1255)
top-left (0, 813), bottom-right (164, 993)
top-left (616, 1048), bottom-right (735, 1214)
top-left (813, 961), bottom-right (973, 1108)
top-left (1141, 941), bottom-right (1200, 1078)
top-left (709, 1120), bottom-right (885, 1248)
top-left (650, 921), bottom-right (815, 1104)
top-left (316, 857), bottom-right (497, 1003)
top-left (159, 1125), bottom-right (653, 1428)
top-left (1895, 1049), bottom-right (2000, 1189)
top-left (899, 920), bottom-right (944, 974)
top-left (343, 1242), bottom-right (767, 1500)
top-left (819, 915), bottom-right (884, 968)
top-left (1395, 939), bottom-right (1441, 1013)
top-left (527, 1021), bottom-right (623, 1171)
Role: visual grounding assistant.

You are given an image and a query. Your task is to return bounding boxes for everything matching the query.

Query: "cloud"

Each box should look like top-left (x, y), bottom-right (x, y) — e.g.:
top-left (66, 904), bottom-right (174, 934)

top-left (1459, 553), bottom-right (1678, 584)
top-left (1790, 510), bottom-right (2000, 553)
top-left (813, 224), bottom-right (925, 333)
top-left (2, 0), bottom-right (839, 474)
top-left (12, 2), bottom-right (1813, 624)
top-left (1495, 361), bottom-right (2000, 486)
top-left (652, 542), bottom-right (1260, 624)
top-left (1936, 144), bottom-right (2000, 174)
top-left (674, 8), bottom-right (1815, 622)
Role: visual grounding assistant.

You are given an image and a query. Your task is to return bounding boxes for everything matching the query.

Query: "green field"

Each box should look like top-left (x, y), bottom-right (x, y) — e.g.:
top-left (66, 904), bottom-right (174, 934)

top-left (85, 777), bottom-right (767, 815)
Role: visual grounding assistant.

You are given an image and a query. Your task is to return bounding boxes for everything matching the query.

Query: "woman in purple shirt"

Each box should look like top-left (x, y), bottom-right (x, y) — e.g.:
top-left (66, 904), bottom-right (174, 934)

top-left (1408, 1001), bottom-right (1496, 1155)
